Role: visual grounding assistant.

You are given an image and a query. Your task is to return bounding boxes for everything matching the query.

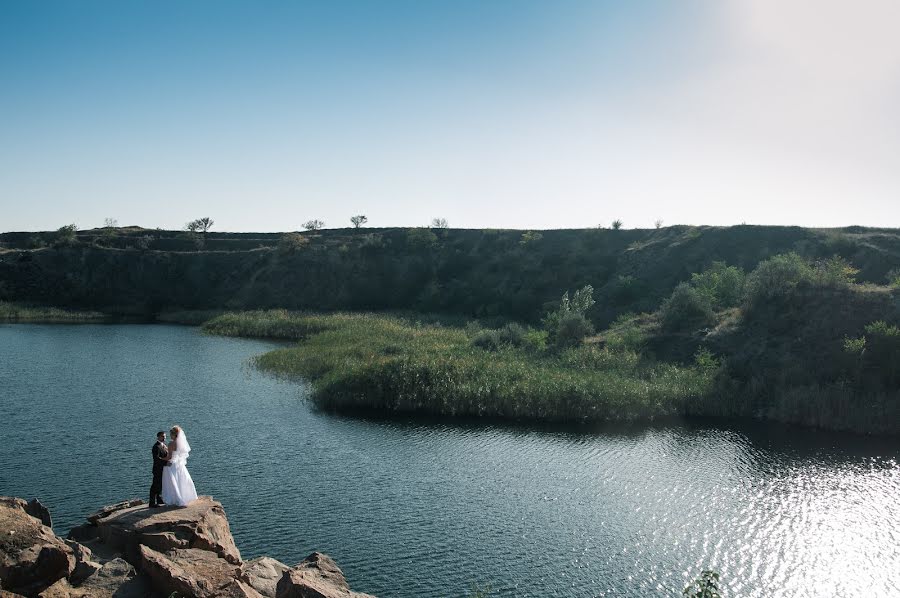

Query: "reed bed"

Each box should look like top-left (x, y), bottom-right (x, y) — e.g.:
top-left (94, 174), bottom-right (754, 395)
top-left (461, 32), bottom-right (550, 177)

top-left (203, 310), bottom-right (715, 422)
top-left (0, 301), bottom-right (108, 322)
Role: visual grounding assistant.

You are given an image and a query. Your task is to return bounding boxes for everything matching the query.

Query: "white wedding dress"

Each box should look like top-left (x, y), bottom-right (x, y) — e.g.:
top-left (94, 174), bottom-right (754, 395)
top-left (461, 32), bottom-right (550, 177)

top-left (161, 431), bottom-right (198, 507)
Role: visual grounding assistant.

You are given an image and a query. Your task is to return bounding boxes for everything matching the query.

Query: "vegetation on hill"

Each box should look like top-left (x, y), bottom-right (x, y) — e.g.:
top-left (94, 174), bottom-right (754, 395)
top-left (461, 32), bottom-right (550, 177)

top-left (200, 250), bottom-right (899, 434)
top-left (2, 225), bottom-right (898, 433)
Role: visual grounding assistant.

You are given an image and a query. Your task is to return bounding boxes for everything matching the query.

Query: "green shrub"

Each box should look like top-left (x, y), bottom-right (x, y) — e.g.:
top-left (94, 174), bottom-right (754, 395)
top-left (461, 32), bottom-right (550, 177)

top-left (471, 323), bottom-right (528, 351)
top-left (886, 269), bottom-right (900, 288)
top-left (817, 255), bottom-right (858, 285)
top-left (863, 320), bottom-right (900, 386)
top-left (842, 335), bottom-right (866, 355)
top-left (519, 231), bottom-right (543, 246)
top-left (543, 285), bottom-right (595, 347)
top-left (690, 262), bottom-right (745, 308)
top-left (554, 312), bottom-right (594, 348)
top-left (694, 347), bottom-right (720, 371)
top-left (744, 252), bottom-right (816, 305)
top-left (471, 328), bottom-right (503, 351)
top-left (659, 283), bottom-right (715, 331)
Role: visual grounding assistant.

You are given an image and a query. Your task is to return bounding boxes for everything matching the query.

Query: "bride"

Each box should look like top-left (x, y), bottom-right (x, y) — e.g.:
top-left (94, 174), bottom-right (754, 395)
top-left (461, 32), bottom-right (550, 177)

top-left (161, 425), bottom-right (198, 507)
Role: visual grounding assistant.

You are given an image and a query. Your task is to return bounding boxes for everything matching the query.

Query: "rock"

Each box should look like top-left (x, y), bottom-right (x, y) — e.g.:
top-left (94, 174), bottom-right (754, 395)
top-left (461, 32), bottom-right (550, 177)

top-left (64, 526), bottom-right (97, 545)
top-left (275, 553), bottom-right (376, 598)
top-left (24, 501), bottom-right (51, 530)
top-left (218, 579), bottom-right (266, 598)
top-left (61, 540), bottom-right (100, 585)
top-left (37, 558), bottom-right (154, 598)
top-left (139, 545), bottom-right (240, 598)
top-left (240, 557), bottom-right (290, 598)
top-left (4, 497), bottom-right (374, 598)
top-left (91, 496), bottom-right (241, 566)
top-left (86, 499), bottom-right (145, 525)
top-left (0, 497), bottom-right (74, 596)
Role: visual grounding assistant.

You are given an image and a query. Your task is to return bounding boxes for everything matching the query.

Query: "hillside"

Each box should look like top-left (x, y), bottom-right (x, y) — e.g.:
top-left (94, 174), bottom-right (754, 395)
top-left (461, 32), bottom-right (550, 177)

top-left (2, 225), bottom-right (899, 323)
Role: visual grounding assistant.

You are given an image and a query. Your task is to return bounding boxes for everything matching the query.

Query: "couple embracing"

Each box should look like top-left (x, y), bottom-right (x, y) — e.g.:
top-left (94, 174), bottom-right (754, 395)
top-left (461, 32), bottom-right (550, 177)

top-left (150, 425), bottom-right (198, 508)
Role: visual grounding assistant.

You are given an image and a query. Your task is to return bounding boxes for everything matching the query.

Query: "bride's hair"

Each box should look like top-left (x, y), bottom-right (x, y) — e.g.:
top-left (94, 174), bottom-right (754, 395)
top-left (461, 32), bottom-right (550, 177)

top-left (170, 425), bottom-right (182, 438)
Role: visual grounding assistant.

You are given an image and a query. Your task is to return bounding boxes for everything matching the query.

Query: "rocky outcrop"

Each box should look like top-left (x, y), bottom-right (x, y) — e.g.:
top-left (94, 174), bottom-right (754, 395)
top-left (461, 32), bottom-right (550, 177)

top-left (1, 497), bottom-right (374, 598)
top-left (0, 498), bottom-right (73, 596)
top-left (88, 496), bottom-right (241, 565)
top-left (275, 553), bottom-right (376, 598)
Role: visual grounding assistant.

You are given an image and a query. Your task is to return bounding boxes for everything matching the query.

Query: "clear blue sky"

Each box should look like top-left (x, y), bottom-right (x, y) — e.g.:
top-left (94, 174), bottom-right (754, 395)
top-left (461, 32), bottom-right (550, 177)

top-left (2, 0), bottom-right (899, 232)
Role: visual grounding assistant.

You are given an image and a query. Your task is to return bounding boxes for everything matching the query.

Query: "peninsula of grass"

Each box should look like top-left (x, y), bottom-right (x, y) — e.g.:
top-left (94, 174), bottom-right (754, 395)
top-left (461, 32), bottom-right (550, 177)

top-left (203, 310), bottom-right (716, 422)
top-left (0, 301), bottom-right (109, 323)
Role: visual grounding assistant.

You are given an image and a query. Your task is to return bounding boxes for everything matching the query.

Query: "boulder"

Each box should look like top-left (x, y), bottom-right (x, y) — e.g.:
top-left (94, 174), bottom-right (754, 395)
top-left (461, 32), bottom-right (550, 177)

top-left (240, 557), bottom-right (290, 598)
top-left (23, 502), bottom-right (51, 530)
top-left (62, 541), bottom-right (100, 585)
top-left (37, 558), bottom-right (153, 598)
top-left (275, 553), bottom-right (375, 598)
top-left (138, 545), bottom-right (240, 598)
top-left (0, 498), bottom-right (74, 596)
top-left (91, 496), bottom-right (241, 565)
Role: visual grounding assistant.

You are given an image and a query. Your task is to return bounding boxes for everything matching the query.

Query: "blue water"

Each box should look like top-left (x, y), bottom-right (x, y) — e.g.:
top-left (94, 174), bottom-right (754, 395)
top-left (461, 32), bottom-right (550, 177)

top-left (1, 324), bottom-right (898, 597)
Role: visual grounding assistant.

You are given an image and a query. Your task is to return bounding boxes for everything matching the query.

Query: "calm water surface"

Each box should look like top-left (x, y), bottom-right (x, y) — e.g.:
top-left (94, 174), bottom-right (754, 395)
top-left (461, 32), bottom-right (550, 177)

top-left (0, 324), bottom-right (898, 597)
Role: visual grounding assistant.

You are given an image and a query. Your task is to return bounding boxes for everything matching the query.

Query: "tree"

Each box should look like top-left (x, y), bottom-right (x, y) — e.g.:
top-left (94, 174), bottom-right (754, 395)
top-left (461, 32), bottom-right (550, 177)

top-left (303, 220), bottom-right (325, 231)
top-left (350, 215), bottom-right (368, 229)
top-left (611, 219), bottom-right (623, 230)
top-left (103, 218), bottom-right (118, 228)
top-left (654, 219), bottom-right (663, 229)
top-left (431, 218), bottom-right (448, 229)
top-left (186, 217), bottom-right (214, 233)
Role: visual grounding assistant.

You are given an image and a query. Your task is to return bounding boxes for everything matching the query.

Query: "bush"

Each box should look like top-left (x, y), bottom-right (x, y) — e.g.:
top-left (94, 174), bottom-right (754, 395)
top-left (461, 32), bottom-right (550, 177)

top-left (278, 233), bottom-right (310, 253)
top-left (863, 320), bottom-right (900, 386)
top-left (543, 285), bottom-right (596, 347)
top-left (554, 312), bottom-right (594, 348)
top-left (471, 328), bottom-right (503, 351)
top-left (659, 283), bottom-right (715, 331)
top-left (406, 228), bottom-right (438, 250)
top-left (744, 252), bottom-right (816, 305)
top-left (520, 231), bottom-right (543, 246)
top-left (690, 262), bottom-right (745, 308)
top-left (886, 269), bottom-right (900, 288)
top-left (471, 323), bottom-right (528, 351)
top-left (54, 224), bottom-right (78, 247)
top-left (816, 255), bottom-right (858, 285)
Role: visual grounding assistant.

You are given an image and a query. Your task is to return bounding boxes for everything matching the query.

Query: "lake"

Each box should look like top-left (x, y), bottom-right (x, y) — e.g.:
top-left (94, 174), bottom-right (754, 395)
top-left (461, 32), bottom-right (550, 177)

top-left (0, 324), bottom-right (897, 597)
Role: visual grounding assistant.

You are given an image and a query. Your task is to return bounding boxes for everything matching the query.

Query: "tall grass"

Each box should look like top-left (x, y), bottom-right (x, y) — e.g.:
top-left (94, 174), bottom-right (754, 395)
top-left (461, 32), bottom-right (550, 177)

top-left (0, 301), bottom-right (107, 322)
top-left (203, 311), bottom-right (715, 422)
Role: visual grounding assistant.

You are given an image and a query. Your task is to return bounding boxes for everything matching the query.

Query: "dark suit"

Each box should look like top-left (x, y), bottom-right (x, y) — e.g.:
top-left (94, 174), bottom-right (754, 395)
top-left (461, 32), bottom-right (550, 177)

top-left (150, 440), bottom-right (168, 506)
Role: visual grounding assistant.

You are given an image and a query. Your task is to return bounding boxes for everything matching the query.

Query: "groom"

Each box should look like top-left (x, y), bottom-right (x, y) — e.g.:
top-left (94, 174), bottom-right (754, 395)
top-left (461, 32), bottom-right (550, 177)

top-left (150, 431), bottom-right (169, 508)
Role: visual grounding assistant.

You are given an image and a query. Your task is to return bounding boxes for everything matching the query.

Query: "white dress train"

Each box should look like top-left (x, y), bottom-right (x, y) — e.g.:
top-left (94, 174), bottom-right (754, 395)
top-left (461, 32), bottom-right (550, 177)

top-left (161, 447), bottom-right (198, 506)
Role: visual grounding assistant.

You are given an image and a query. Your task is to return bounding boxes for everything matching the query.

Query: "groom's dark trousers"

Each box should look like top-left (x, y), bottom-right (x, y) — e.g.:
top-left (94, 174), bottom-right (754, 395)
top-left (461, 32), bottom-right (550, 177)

top-left (150, 441), bottom-right (168, 506)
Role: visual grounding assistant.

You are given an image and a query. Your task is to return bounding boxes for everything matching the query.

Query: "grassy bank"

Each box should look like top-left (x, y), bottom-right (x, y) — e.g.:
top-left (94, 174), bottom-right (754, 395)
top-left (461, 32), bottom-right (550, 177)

top-left (204, 310), bottom-right (715, 422)
top-left (0, 301), bottom-right (109, 322)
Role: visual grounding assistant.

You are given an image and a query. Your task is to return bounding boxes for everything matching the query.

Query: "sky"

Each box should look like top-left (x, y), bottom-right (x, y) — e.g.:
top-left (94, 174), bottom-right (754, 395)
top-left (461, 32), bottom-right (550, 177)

top-left (2, 0), bottom-right (899, 232)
